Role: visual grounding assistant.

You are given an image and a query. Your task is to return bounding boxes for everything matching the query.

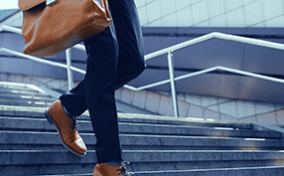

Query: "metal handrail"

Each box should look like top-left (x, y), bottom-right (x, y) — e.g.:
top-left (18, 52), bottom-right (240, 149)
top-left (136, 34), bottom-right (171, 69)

top-left (1, 25), bottom-right (284, 117)
top-left (0, 48), bottom-right (86, 74)
top-left (144, 32), bottom-right (284, 61)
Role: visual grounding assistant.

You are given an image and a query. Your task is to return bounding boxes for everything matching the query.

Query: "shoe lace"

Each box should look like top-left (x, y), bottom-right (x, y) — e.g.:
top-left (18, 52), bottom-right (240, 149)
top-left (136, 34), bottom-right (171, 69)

top-left (70, 116), bottom-right (77, 130)
top-left (117, 162), bottom-right (132, 176)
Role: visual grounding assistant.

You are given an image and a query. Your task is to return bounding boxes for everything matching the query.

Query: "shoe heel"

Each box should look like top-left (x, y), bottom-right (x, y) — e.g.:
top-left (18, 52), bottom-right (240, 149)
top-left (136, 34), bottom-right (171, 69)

top-left (44, 111), bottom-right (54, 125)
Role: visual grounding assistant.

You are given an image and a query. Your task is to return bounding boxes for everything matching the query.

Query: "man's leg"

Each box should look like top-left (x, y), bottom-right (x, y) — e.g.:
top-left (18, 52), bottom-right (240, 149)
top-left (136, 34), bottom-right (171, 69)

top-left (60, 0), bottom-right (145, 116)
top-left (83, 24), bottom-right (122, 162)
top-left (110, 0), bottom-right (146, 90)
top-left (60, 0), bottom-right (145, 165)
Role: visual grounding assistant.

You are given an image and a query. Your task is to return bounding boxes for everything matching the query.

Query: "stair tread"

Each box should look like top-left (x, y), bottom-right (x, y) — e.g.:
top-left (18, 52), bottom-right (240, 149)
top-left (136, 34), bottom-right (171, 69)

top-left (134, 166), bottom-right (284, 176)
top-left (1, 150), bottom-right (284, 166)
top-left (1, 82), bottom-right (284, 175)
top-left (0, 117), bottom-right (280, 139)
top-left (0, 105), bottom-right (254, 129)
top-left (9, 166), bottom-right (284, 176)
top-left (1, 130), bottom-right (283, 148)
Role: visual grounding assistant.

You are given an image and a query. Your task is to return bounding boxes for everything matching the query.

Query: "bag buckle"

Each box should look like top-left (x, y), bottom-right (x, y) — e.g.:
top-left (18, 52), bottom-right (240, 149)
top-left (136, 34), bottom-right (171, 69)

top-left (46, 0), bottom-right (58, 6)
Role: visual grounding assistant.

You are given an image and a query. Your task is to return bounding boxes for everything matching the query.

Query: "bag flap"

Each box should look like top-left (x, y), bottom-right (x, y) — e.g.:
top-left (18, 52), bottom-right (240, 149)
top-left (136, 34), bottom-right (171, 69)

top-left (18, 0), bottom-right (46, 10)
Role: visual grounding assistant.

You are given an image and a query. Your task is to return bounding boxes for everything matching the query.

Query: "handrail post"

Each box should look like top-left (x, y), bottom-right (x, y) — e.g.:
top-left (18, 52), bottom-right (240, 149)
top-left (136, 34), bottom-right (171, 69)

top-left (65, 49), bottom-right (74, 89)
top-left (167, 52), bottom-right (179, 117)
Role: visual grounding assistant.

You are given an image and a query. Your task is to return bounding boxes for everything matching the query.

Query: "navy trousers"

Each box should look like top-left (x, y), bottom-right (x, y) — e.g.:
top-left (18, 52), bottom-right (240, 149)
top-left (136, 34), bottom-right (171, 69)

top-left (60, 0), bottom-right (145, 163)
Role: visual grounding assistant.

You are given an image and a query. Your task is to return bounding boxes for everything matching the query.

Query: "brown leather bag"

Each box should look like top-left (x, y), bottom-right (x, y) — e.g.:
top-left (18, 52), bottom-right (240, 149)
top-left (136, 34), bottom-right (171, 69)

top-left (18, 0), bottom-right (112, 57)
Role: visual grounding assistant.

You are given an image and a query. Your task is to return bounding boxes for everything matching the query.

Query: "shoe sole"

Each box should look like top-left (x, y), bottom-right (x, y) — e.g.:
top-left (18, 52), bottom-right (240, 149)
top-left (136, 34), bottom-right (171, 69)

top-left (44, 110), bottom-right (86, 157)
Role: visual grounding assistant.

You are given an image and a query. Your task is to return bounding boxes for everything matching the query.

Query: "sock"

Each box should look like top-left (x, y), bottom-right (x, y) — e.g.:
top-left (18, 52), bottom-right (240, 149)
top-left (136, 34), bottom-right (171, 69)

top-left (104, 161), bottom-right (122, 166)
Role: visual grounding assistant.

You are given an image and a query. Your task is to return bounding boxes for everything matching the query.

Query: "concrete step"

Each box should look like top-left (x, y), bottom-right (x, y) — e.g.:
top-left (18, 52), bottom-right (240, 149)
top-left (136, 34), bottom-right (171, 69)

top-left (1, 131), bottom-right (284, 150)
top-left (134, 166), bottom-right (284, 176)
top-left (0, 105), bottom-right (254, 130)
top-left (0, 117), bottom-right (281, 139)
top-left (117, 114), bottom-right (253, 130)
top-left (1, 82), bottom-right (283, 176)
top-left (0, 95), bottom-right (53, 108)
top-left (0, 90), bottom-right (52, 98)
top-left (0, 93), bottom-right (54, 101)
top-left (1, 150), bottom-right (284, 175)
top-left (0, 82), bottom-right (35, 88)
top-left (35, 166), bottom-right (284, 176)
top-left (0, 99), bottom-right (52, 107)
top-left (0, 82), bottom-right (43, 90)
top-left (0, 88), bottom-right (44, 95)
top-left (0, 82), bottom-right (48, 100)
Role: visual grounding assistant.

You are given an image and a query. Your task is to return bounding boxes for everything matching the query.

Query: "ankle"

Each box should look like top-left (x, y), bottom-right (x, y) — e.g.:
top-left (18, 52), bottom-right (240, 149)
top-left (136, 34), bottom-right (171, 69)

top-left (103, 161), bottom-right (122, 166)
top-left (61, 103), bottom-right (76, 118)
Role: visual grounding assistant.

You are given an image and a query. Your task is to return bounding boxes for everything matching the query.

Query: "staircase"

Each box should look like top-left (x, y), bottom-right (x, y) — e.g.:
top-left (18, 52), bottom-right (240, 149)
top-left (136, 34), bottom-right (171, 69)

top-left (1, 81), bottom-right (284, 176)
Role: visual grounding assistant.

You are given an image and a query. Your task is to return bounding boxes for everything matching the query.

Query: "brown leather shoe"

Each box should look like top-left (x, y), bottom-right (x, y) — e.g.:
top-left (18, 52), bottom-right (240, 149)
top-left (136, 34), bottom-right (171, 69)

top-left (93, 162), bottom-right (132, 176)
top-left (45, 100), bottom-right (87, 156)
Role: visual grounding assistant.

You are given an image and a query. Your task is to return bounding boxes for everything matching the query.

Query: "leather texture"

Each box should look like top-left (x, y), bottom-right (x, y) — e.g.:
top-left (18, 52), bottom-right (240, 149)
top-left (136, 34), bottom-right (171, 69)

top-left (45, 100), bottom-right (87, 156)
top-left (18, 0), bottom-right (46, 10)
top-left (18, 0), bottom-right (112, 56)
top-left (93, 163), bottom-right (124, 176)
